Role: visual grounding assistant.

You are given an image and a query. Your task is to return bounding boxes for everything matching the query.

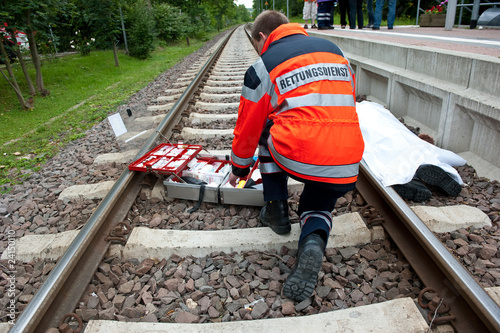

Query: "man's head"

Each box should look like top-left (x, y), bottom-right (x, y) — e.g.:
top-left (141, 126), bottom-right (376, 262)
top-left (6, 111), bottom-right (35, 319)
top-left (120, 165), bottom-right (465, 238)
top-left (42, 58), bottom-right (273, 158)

top-left (251, 10), bottom-right (289, 54)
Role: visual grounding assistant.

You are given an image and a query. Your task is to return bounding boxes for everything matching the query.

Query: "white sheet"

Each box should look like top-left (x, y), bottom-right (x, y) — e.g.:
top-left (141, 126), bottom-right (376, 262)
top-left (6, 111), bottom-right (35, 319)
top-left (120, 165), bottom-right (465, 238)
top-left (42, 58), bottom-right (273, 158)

top-left (356, 101), bottom-right (466, 187)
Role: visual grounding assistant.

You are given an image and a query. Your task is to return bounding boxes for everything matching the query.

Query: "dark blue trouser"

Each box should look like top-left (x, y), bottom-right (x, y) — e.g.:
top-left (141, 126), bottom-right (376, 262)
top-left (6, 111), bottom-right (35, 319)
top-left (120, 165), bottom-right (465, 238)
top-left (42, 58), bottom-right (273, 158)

top-left (349, 0), bottom-right (364, 28)
top-left (317, 1), bottom-right (334, 28)
top-left (258, 121), bottom-right (356, 245)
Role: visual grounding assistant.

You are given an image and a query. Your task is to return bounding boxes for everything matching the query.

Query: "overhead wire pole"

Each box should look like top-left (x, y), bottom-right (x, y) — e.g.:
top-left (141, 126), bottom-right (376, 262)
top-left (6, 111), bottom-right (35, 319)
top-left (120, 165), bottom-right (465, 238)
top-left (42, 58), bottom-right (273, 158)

top-left (416, 0), bottom-right (421, 25)
top-left (470, 0), bottom-right (481, 29)
top-left (445, 0), bottom-right (457, 30)
top-left (119, 5), bottom-right (128, 54)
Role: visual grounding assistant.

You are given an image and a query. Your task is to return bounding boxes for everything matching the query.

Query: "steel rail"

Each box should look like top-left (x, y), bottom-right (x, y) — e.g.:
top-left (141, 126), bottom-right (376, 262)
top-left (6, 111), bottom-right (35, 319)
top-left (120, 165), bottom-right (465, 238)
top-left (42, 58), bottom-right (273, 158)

top-left (10, 26), bottom-right (237, 333)
top-left (357, 160), bottom-right (500, 332)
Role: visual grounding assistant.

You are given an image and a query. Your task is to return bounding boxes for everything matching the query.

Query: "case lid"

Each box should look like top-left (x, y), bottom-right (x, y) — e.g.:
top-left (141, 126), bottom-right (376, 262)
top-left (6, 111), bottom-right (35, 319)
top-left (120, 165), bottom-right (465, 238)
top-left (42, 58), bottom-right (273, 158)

top-left (128, 143), bottom-right (202, 176)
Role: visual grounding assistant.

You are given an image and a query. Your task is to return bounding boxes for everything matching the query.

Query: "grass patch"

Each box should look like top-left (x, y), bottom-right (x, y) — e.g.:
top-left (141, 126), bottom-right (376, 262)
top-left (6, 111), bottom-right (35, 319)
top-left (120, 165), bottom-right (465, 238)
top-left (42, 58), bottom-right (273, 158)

top-left (0, 33), bottom-right (221, 192)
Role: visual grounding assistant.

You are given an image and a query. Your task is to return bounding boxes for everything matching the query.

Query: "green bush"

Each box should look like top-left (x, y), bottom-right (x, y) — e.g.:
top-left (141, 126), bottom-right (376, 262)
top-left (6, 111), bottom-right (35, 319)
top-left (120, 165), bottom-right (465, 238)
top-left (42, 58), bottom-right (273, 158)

top-left (128, 4), bottom-right (156, 59)
top-left (154, 3), bottom-right (187, 42)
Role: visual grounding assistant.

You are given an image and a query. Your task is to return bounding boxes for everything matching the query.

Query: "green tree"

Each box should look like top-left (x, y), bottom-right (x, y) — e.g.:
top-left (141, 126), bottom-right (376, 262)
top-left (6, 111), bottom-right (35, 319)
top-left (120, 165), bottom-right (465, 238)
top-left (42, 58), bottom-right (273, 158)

top-left (204, 0), bottom-right (237, 31)
top-left (154, 3), bottom-right (187, 42)
top-left (14, 0), bottom-right (61, 96)
top-left (235, 4), bottom-right (252, 22)
top-left (74, 0), bottom-right (123, 64)
top-left (0, 31), bottom-right (30, 109)
top-left (0, 0), bottom-right (64, 107)
top-left (128, 1), bottom-right (156, 59)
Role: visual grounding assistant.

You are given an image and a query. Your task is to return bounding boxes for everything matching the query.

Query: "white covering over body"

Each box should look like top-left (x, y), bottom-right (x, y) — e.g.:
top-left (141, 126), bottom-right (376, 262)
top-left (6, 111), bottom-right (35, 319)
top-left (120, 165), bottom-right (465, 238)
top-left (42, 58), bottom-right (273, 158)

top-left (356, 101), bottom-right (466, 187)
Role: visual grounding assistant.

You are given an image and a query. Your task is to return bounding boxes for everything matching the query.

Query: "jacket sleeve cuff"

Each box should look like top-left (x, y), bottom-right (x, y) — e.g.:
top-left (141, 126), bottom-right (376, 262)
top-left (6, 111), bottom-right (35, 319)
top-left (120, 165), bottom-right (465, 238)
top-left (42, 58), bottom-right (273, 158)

top-left (232, 165), bottom-right (250, 178)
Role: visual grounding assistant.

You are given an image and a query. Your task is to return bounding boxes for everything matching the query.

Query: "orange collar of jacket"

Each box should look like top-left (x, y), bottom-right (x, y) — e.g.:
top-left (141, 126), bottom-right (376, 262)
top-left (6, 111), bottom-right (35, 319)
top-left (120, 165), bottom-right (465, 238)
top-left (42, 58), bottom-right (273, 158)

top-left (261, 23), bottom-right (309, 54)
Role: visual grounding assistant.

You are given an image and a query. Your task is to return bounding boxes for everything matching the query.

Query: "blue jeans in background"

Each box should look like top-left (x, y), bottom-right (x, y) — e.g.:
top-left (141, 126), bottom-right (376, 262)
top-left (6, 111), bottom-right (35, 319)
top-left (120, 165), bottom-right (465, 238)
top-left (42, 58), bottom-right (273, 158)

top-left (374, 0), bottom-right (396, 29)
top-left (366, 0), bottom-right (374, 26)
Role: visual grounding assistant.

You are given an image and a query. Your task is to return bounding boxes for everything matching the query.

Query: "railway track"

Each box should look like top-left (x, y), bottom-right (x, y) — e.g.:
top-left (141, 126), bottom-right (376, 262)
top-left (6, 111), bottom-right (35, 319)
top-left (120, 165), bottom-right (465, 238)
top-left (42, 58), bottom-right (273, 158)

top-left (6, 25), bottom-right (500, 332)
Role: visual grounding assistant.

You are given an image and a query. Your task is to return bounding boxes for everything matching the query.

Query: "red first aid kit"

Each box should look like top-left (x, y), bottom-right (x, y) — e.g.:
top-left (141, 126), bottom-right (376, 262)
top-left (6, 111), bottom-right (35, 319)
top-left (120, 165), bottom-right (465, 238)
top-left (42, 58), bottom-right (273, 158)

top-left (128, 143), bottom-right (202, 179)
top-left (128, 143), bottom-right (265, 206)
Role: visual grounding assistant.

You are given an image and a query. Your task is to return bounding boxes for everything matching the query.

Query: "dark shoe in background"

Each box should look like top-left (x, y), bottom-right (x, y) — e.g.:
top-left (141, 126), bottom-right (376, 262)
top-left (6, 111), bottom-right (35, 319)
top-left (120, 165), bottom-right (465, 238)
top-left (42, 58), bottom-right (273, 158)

top-left (260, 200), bottom-right (291, 235)
top-left (304, 24), bottom-right (309, 29)
top-left (393, 180), bottom-right (432, 202)
top-left (415, 164), bottom-right (462, 196)
top-left (282, 233), bottom-right (325, 301)
top-left (311, 24), bottom-right (317, 28)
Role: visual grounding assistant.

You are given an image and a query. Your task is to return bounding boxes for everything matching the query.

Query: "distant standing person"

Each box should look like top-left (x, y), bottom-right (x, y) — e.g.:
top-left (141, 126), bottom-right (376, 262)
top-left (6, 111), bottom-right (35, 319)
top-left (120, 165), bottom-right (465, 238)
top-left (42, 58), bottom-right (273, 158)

top-left (372, 0), bottom-right (397, 30)
top-left (317, 0), bottom-right (335, 29)
top-left (303, 0), bottom-right (318, 29)
top-left (365, 0), bottom-right (375, 28)
top-left (339, 0), bottom-right (350, 28)
top-left (349, 0), bottom-right (364, 29)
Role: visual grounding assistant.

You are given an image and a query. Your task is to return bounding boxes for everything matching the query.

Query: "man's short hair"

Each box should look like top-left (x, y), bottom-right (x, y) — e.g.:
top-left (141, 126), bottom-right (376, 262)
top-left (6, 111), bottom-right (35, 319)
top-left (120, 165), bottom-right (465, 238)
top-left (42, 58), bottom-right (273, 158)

top-left (251, 10), bottom-right (289, 42)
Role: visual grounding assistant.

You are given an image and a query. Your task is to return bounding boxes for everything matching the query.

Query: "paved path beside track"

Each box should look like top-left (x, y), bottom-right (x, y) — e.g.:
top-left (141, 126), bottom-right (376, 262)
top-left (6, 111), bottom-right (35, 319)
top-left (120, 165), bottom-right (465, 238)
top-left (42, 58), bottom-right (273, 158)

top-left (313, 25), bottom-right (500, 58)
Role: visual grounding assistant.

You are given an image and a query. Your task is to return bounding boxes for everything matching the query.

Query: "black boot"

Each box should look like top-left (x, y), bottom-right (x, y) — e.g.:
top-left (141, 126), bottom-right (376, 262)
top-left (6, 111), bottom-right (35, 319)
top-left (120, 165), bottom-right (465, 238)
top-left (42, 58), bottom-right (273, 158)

top-left (260, 200), bottom-right (291, 235)
top-left (393, 179), bottom-right (432, 202)
top-left (415, 164), bottom-right (462, 196)
top-left (282, 233), bottom-right (325, 301)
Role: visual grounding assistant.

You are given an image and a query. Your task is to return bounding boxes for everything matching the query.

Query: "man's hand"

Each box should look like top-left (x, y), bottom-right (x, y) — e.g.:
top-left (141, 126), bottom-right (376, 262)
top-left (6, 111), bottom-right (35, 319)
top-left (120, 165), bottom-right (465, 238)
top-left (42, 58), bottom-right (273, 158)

top-left (228, 172), bottom-right (240, 187)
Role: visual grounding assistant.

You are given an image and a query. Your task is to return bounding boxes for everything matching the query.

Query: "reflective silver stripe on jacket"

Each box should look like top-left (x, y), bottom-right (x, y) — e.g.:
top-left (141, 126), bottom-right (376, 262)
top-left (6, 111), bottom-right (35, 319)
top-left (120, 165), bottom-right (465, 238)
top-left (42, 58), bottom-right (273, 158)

top-left (300, 211), bottom-right (332, 230)
top-left (276, 93), bottom-right (355, 115)
top-left (268, 136), bottom-right (359, 179)
top-left (258, 144), bottom-right (271, 157)
top-left (258, 145), bottom-right (281, 174)
top-left (231, 151), bottom-right (254, 167)
top-left (241, 58), bottom-right (273, 103)
top-left (260, 161), bottom-right (282, 174)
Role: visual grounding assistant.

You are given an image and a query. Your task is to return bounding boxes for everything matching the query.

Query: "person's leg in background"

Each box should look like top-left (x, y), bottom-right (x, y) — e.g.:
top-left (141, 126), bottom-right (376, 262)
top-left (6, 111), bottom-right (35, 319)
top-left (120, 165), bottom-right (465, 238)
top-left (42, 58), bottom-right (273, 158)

top-left (312, 1), bottom-right (318, 28)
top-left (365, 0), bottom-right (374, 27)
top-left (329, 0), bottom-right (335, 27)
top-left (372, 0), bottom-right (385, 29)
top-left (318, 0), bottom-right (334, 29)
top-left (387, 0), bottom-right (397, 29)
top-left (355, 0), bottom-right (364, 29)
top-left (348, 0), bottom-right (357, 29)
top-left (317, 1), bottom-right (328, 29)
top-left (339, 0), bottom-right (350, 28)
top-left (303, 1), bottom-right (311, 28)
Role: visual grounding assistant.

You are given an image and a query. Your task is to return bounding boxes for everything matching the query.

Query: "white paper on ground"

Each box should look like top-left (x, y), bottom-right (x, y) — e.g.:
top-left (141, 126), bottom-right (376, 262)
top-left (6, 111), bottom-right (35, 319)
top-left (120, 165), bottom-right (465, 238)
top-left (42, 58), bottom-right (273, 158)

top-left (108, 113), bottom-right (127, 137)
top-left (356, 101), bottom-right (466, 187)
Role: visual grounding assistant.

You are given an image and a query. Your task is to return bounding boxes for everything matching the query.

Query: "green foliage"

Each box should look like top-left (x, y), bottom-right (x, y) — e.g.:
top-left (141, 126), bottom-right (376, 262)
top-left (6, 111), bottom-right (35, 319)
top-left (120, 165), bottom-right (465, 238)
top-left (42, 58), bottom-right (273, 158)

top-left (0, 35), bottom-right (216, 189)
top-left (235, 4), bottom-right (252, 23)
top-left (154, 3), bottom-right (187, 42)
top-left (128, 2), bottom-right (156, 59)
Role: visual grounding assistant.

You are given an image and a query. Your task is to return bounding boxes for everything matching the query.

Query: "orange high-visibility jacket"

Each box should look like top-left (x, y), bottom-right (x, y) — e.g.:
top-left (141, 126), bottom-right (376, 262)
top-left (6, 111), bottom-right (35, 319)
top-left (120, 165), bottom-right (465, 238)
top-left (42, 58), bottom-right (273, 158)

top-left (231, 23), bottom-right (364, 184)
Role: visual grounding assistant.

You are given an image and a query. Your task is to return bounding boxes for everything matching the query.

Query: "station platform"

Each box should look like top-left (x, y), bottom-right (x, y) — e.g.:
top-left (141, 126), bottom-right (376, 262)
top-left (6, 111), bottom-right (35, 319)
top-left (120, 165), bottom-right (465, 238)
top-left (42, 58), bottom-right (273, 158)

top-left (311, 25), bottom-right (500, 58)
